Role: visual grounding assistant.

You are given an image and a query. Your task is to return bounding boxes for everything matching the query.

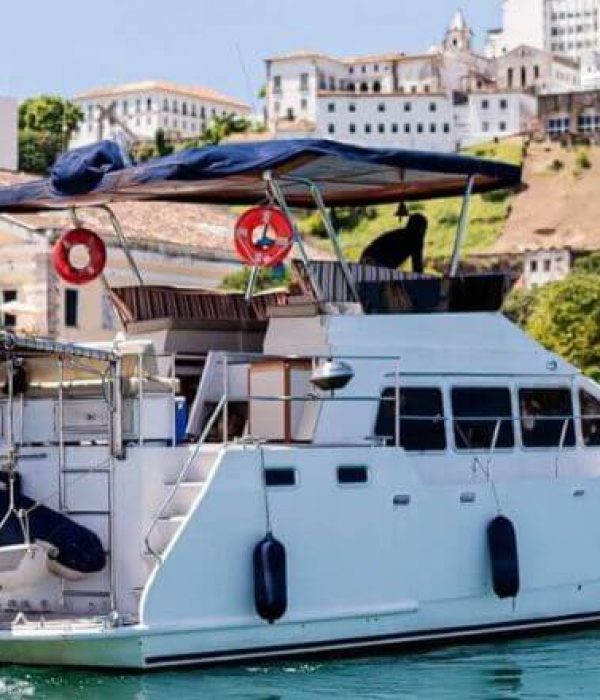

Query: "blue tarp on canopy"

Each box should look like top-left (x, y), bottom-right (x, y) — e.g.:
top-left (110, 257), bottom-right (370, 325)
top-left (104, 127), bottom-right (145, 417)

top-left (0, 139), bottom-right (522, 213)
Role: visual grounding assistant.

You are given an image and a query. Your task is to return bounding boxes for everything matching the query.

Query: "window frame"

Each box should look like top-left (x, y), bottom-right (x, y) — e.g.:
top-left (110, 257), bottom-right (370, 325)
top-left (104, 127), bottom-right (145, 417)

top-left (517, 385), bottom-right (576, 450)
top-left (373, 384), bottom-right (447, 453)
top-left (577, 383), bottom-right (600, 448)
top-left (450, 386), bottom-right (515, 453)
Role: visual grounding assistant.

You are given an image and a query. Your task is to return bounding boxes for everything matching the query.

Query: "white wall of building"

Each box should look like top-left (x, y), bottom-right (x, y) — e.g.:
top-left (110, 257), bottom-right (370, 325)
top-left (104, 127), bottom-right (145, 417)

top-left (494, 0), bottom-right (600, 61)
top-left (0, 97), bottom-right (18, 171)
top-left (71, 83), bottom-right (250, 149)
top-left (316, 93), bottom-right (455, 151)
top-left (460, 92), bottom-right (537, 147)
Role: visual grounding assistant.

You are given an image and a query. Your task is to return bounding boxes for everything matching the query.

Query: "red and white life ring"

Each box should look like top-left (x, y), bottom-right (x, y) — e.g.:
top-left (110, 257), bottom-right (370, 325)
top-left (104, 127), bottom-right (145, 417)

top-left (234, 206), bottom-right (294, 268)
top-left (52, 228), bottom-right (107, 285)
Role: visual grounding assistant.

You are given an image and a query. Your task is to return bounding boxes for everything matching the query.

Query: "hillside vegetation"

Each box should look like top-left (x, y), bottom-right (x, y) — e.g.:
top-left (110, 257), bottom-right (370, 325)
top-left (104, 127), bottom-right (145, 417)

top-left (300, 138), bottom-right (524, 262)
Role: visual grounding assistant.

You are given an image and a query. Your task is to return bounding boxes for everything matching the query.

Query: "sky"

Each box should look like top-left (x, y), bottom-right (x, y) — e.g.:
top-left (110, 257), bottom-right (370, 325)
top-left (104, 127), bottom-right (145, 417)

top-left (1, 0), bottom-right (501, 108)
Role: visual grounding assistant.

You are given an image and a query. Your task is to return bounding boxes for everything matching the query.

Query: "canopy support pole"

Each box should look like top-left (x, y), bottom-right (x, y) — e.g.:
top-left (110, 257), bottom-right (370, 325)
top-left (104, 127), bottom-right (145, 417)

top-left (264, 172), bottom-right (325, 302)
top-left (449, 175), bottom-right (475, 278)
top-left (99, 204), bottom-right (144, 286)
top-left (308, 183), bottom-right (360, 304)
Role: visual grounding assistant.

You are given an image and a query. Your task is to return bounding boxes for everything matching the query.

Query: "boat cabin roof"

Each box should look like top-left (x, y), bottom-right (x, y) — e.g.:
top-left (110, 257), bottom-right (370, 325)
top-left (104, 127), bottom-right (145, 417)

top-left (0, 139), bottom-right (522, 213)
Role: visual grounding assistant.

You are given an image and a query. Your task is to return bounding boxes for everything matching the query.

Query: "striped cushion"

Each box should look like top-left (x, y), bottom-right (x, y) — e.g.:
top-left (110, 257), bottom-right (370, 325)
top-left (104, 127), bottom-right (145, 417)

top-left (110, 286), bottom-right (288, 325)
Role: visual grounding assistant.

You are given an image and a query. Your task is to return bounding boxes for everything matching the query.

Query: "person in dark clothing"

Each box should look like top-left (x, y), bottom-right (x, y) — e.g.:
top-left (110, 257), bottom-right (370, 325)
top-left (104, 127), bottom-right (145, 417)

top-left (359, 209), bottom-right (428, 272)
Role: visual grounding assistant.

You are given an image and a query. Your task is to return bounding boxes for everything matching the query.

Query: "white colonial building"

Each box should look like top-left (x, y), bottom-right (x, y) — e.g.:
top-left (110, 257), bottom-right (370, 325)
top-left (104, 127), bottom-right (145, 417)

top-left (265, 12), bottom-right (546, 151)
top-left (489, 0), bottom-right (600, 61)
top-left (70, 80), bottom-right (251, 150)
top-left (0, 97), bottom-right (18, 171)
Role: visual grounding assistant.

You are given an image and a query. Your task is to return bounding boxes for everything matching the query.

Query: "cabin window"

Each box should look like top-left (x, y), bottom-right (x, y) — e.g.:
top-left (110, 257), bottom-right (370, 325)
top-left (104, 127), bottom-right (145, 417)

top-left (64, 289), bottom-right (79, 328)
top-left (337, 466), bottom-right (368, 485)
top-left (451, 387), bottom-right (514, 450)
top-left (519, 388), bottom-right (575, 448)
top-left (375, 387), bottom-right (446, 451)
top-left (265, 468), bottom-right (297, 487)
top-left (580, 390), bottom-right (600, 446)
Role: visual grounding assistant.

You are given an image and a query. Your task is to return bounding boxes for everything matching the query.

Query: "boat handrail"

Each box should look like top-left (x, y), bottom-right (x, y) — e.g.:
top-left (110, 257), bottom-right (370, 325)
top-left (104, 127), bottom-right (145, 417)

top-left (143, 394), bottom-right (226, 563)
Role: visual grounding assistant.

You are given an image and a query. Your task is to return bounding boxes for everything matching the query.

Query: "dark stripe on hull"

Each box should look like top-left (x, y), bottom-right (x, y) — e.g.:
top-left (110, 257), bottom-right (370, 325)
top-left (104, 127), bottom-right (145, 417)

top-left (145, 611), bottom-right (600, 668)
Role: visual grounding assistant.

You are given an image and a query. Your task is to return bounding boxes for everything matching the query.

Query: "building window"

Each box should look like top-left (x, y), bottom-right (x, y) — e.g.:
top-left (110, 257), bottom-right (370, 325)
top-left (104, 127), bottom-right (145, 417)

top-left (146, 98), bottom-right (152, 111)
top-left (1, 290), bottom-right (17, 327)
top-left (328, 123), bottom-right (335, 134)
top-left (507, 68), bottom-right (514, 88)
top-left (300, 98), bottom-right (308, 111)
top-left (378, 103), bottom-right (385, 112)
top-left (429, 102), bottom-right (437, 112)
top-left (500, 99), bottom-right (508, 110)
top-left (530, 259), bottom-right (538, 272)
top-left (64, 289), bottom-right (79, 328)
top-left (417, 123), bottom-right (424, 133)
top-left (182, 102), bottom-right (188, 116)
top-left (534, 65), bottom-right (540, 79)
top-left (482, 122), bottom-right (490, 132)
top-left (374, 387), bottom-right (446, 451)
top-left (424, 85), bottom-right (430, 93)
top-left (328, 103), bottom-right (335, 113)
top-left (300, 73), bottom-right (309, 91)
top-left (122, 101), bottom-right (129, 115)
top-left (391, 123), bottom-right (398, 133)
top-left (200, 106), bottom-right (206, 118)
top-left (519, 388), bottom-right (575, 448)
top-left (452, 387), bottom-right (514, 450)
top-left (580, 390), bottom-right (600, 446)
top-left (404, 102), bottom-right (412, 112)
top-left (273, 75), bottom-right (282, 93)
top-left (430, 123), bottom-right (437, 133)
top-left (365, 123), bottom-right (372, 133)
top-left (521, 66), bottom-right (527, 87)
top-left (404, 123), bottom-right (411, 133)
top-left (378, 123), bottom-right (385, 133)
top-left (481, 99), bottom-right (489, 109)
top-left (191, 104), bottom-right (197, 117)
top-left (499, 121), bottom-right (507, 131)
top-left (349, 123), bottom-right (356, 133)
top-left (443, 122), bottom-right (450, 133)
top-left (544, 259), bottom-right (551, 272)
top-left (172, 100), bottom-right (178, 114)
top-left (349, 103), bottom-right (356, 112)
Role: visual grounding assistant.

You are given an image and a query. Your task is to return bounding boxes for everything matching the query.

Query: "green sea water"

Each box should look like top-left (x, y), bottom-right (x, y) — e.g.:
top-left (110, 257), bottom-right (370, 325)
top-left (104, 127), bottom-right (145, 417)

top-left (2, 630), bottom-right (600, 699)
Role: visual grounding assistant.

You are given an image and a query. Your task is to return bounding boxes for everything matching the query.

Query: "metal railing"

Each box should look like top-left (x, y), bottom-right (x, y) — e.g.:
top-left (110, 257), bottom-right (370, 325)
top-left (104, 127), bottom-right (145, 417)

top-left (143, 394), bottom-right (226, 563)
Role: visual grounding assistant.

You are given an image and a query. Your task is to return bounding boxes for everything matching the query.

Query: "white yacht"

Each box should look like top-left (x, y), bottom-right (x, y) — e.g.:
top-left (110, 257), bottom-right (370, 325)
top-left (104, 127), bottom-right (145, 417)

top-left (0, 139), bottom-right (598, 669)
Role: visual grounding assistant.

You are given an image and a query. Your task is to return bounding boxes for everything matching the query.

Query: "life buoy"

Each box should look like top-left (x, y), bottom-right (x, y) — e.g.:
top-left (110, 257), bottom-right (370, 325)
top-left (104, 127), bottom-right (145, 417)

top-left (234, 206), bottom-right (294, 268)
top-left (53, 228), bottom-right (107, 285)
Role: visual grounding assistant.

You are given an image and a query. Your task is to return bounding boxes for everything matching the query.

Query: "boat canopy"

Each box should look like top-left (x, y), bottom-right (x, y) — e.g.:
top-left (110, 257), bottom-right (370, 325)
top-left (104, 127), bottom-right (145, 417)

top-left (0, 139), bottom-right (522, 213)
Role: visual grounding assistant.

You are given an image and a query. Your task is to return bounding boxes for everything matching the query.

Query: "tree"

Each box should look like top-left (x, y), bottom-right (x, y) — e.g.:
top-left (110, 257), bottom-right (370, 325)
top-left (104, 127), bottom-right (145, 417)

top-left (154, 128), bottom-right (174, 157)
top-left (201, 113), bottom-right (252, 146)
top-left (221, 265), bottom-right (290, 293)
top-left (18, 95), bottom-right (83, 173)
top-left (525, 274), bottom-right (600, 380)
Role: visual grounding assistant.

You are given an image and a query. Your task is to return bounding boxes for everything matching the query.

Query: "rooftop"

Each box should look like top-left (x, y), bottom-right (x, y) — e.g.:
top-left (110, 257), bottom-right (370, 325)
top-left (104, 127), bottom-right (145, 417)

top-left (74, 80), bottom-right (250, 111)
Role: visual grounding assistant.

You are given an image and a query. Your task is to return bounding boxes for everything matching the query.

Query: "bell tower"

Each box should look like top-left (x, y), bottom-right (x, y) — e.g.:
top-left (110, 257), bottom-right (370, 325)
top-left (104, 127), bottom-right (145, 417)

top-left (444, 9), bottom-right (472, 53)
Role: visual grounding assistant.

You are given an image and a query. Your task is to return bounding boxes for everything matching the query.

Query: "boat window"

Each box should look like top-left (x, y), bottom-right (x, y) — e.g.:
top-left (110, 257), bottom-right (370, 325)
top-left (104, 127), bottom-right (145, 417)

top-left (519, 388), bottom-right (575, 448)
top-left (580, 389), bottom-right (600, 446)
top-left (451, 387), bottom-right (514, 450)
top-left (375, 388), bottom-right (446, 451)
top-left (337, 466), bottom-right (368, 485)
top-left (264, 468), bottom-right (296, 487)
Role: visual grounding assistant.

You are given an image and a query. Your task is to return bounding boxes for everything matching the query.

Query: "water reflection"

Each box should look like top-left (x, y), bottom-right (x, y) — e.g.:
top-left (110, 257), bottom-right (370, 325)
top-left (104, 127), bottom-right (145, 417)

top-left (2, 630), bottom-right (600, 699)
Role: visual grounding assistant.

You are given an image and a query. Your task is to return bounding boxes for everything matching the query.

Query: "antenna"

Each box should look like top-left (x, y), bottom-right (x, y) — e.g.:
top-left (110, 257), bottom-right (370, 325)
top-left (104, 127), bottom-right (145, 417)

top-left (235, 41), bottom-right (258, 115)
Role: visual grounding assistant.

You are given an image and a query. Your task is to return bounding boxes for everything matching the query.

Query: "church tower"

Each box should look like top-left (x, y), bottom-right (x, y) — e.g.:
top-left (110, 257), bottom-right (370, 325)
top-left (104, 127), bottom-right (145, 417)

top-left (444, 9), bottom-right (472, 52)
